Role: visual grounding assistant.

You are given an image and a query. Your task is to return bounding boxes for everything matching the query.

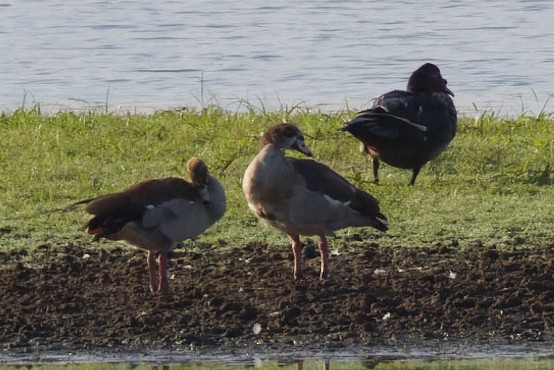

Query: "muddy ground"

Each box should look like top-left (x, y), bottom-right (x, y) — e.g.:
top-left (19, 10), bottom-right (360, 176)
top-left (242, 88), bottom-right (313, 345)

top-left (1, 239), bottom-right (554, 353)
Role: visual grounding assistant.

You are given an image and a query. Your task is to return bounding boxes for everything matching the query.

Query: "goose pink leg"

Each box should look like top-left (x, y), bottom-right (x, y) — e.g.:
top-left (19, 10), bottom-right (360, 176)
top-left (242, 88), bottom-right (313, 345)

top-left (318, 234), bottom-right (329, 280)
top-left (290, 235), bottom-right (303, 280)
top-left (158, 252), bottom-right (169, 293)
top-left (147, 250), bottom-right (158, 293)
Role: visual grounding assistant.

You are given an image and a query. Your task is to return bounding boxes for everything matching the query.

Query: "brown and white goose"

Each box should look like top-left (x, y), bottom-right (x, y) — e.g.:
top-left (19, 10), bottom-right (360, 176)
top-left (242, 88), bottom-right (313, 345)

top-left (242, 124), bottom-right (388, 280)
top-left (76, 157), bottom-right (226, 293)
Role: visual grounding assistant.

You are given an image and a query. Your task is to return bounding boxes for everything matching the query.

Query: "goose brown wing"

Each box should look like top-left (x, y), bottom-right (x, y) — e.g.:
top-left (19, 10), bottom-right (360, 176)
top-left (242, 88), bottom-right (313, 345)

top-left (290, 158), bottom-right (383, 219)
top-left (83, 177), bottom-right (202, 237)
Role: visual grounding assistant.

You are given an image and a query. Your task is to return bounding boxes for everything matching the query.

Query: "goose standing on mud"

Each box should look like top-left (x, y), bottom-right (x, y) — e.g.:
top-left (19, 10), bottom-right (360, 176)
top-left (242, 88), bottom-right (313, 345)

top-left (342, 63), bottom-right (457, 185)
top-left (76, 157), bottom-right (226, 293)
top-left (242, 124), bottom-right (388, 280)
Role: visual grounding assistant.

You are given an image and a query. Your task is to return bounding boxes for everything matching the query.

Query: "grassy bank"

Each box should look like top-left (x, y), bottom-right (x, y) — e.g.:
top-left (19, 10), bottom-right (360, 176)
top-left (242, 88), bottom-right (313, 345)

top-left (0, 105), bottom-right (553, 255)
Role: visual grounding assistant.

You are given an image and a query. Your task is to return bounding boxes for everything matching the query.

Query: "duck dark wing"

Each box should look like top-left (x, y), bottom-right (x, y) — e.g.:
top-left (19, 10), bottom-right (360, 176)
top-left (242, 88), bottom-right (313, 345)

top-left (83, 177), bottom-right (202, 238)
top-left (374, 89), bottom-right (457, 129)
top-left (290, 158), bottom-right (384, 221)
top-left (373, 90), bottom-right (424, 121)
top-left (343, 105), bottom-right (428, 147)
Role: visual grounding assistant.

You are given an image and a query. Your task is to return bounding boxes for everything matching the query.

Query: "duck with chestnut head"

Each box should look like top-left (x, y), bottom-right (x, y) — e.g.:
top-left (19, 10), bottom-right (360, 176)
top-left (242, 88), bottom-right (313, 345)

top-left (342, 63), bottom-right (457, 185)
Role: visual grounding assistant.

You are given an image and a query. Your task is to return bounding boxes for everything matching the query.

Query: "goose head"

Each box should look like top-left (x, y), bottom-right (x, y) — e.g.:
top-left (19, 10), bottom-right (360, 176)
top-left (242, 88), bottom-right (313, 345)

top-left (260, 123), bottom-right (312, 157)
top-left (187, 157), bottom-right (210, 202)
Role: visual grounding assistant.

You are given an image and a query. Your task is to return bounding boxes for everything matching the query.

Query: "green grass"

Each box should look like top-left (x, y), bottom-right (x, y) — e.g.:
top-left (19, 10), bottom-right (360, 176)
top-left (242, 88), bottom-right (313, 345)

top-left (0, 105), bottom-right (553, 256)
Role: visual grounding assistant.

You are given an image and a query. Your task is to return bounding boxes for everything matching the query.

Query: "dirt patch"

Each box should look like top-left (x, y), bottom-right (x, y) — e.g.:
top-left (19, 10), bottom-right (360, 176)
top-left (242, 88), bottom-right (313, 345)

top-left (1, 240), bottom-right (553, 352)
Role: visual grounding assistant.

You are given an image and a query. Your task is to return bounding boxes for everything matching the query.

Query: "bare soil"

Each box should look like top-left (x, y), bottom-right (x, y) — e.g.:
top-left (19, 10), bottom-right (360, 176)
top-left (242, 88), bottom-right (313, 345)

top-left (1, 240), bottom-right (554, 353)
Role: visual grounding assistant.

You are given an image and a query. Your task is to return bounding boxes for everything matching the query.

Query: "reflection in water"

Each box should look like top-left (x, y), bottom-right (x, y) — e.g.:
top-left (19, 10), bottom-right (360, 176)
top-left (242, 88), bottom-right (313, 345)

top-left (145, 360), bottom-right (332, 369)
top-left (146, 361), bottom-right (331, 369)
top-left (1, 357), bottom-right (554, 369)
top-left (296, 359), bottom-right (330, 370)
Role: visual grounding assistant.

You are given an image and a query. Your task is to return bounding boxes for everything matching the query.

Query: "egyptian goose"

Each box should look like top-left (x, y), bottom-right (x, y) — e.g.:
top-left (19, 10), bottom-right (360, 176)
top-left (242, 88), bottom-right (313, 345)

top-left (242, 124), bottom-right (388, 280)
top-left (342, 63), bottom-right (457, 185)
top-left (77, 157), bottom-right (226, 293)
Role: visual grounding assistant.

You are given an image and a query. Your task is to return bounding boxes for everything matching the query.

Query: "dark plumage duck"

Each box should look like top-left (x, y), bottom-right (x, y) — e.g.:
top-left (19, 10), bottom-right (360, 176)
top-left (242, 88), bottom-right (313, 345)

top-left (76, 157), bottom-right (226, 293)
top-left (342, 63), bottom-right (457, 185)
top-left (242, 124), bottom-right (387, 280)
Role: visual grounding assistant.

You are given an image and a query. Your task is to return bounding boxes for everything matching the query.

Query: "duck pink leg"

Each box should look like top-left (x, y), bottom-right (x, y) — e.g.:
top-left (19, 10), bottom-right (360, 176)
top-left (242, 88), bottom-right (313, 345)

top-left (147, 250), bottom-right (158, 293)
top-left (318, 234), bottom-right (329, 280)
top-left (290, 235), bottom-right (303, 280)
top-left (158, 252), bottom-right (169, 293)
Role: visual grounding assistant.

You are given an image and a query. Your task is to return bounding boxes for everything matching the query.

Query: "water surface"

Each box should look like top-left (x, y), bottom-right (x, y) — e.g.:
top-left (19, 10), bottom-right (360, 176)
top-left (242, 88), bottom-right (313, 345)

top-left (3, 343), bottom-right (554, 369)
top-left (1, 358), bottom-right (554, 369)
top-left (2, 1), bottom-right (553, 115)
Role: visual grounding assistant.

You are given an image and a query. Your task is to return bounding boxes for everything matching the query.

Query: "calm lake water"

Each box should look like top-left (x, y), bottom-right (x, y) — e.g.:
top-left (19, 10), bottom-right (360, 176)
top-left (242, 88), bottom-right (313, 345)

top-left (2, 0), bottom-right (554, 116)
top-left (2, 357), bottom-right (554, 369)
top-left (2, 344), bottom-right (554, 369)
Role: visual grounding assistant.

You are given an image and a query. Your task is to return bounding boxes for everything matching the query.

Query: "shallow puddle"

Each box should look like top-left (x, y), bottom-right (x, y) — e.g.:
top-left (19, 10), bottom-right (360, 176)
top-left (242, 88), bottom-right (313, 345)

top-left (2, 346), bottom-right (554, 370)
top-left (1, 358), bottom-right (554, 369)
